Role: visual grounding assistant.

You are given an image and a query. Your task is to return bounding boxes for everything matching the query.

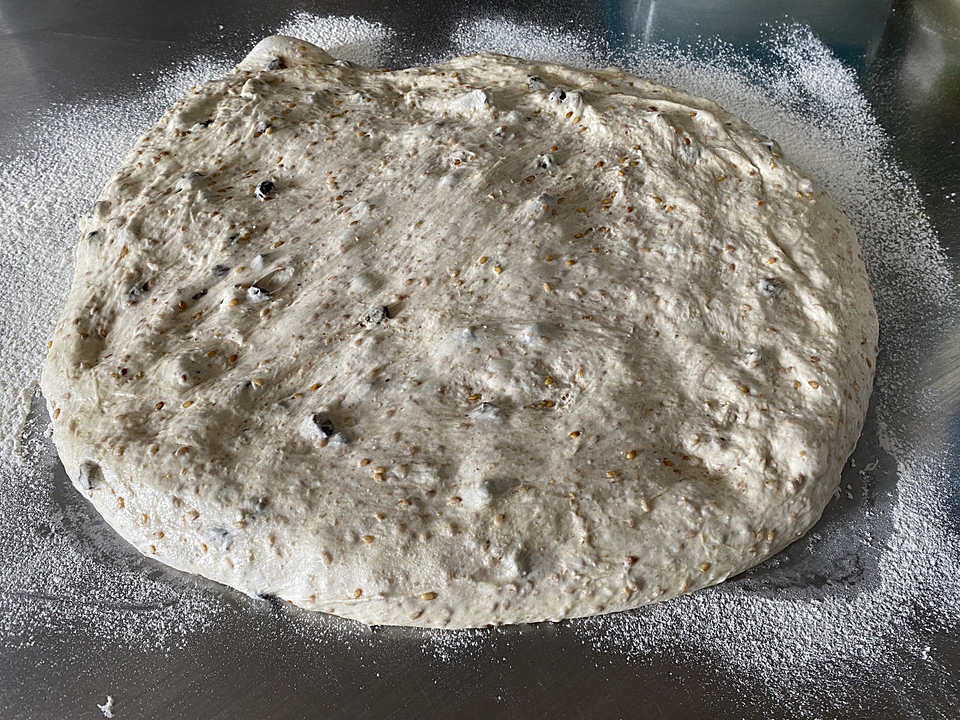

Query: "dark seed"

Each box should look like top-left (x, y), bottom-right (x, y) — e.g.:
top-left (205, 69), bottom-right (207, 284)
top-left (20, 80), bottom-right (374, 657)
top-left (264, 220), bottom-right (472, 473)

top-left (537, 154), bottom-right (555, 171)
top-left (527, 76), bottom-right (547, 91)
top-left (470, 402), bottom-right (501, 420)
top-left (550, 88), bottom-right (567, 102)
top-left (213, 264), bottom-right (230, 277)
top-left (255, 180), bottom-right (275, 200)
top-left (311, 414), bottom-right (336, 439)
top-left (77, 461), bottom-right (102, 491)
top-left (757, 278), bottom-right (783, 297)
top-left (192, 289), bottom-right (208, 300)
top-left (232, 381), bottom-right (254, 394)
top-left (265, 57), bottom-right (284, 71)
top-left (248, 285), bottom-right (271, 301)
top-left (198, 119), bottom-right (213, 128)
top-left (127, 281), bottom-right (149, 303)
top-left (363, 305), bottom-right (390, 325)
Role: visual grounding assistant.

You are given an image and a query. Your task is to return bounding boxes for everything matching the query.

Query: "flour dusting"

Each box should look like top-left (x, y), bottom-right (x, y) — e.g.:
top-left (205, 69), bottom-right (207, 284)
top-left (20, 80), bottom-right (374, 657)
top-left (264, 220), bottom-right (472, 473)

top-left (450, 18), bottom-right (960, 714)
top-left (0, 14), bottom-right (396, 651)
top-left (1, 11), bottom-right (957, 717)
top-left (274, 13), bottom-right (394, 67)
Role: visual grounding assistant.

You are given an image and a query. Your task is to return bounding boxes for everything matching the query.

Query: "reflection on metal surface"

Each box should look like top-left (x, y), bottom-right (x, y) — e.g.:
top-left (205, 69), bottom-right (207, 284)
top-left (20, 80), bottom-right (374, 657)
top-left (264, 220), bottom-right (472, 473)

top-left (896, 0), bottom-right (960, 101)
top-left (614, 0), bottom-right (894, 69)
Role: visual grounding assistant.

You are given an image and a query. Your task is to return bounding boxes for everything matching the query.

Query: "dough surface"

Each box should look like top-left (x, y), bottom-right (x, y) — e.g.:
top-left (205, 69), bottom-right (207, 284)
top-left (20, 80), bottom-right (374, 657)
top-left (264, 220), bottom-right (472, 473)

top-left (41, 37), bottom-right (878, 628)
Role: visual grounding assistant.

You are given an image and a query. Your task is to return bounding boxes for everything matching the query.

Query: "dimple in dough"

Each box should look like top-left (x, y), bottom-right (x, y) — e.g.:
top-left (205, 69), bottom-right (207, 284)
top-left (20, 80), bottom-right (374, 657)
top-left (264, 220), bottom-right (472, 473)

top-left (41, 36), bottom-right (878, 628)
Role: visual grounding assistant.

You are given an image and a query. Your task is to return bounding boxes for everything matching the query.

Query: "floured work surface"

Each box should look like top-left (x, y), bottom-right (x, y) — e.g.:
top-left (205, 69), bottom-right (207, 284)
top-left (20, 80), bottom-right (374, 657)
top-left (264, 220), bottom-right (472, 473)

top-left (40, 36), bottom-right (878, 628)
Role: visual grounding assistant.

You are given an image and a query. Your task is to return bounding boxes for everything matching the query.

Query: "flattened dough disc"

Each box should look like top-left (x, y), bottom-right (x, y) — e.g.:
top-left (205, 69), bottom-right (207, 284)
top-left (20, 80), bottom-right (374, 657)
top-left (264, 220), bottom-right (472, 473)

top-left (41, 37), bottom-right (878, 628)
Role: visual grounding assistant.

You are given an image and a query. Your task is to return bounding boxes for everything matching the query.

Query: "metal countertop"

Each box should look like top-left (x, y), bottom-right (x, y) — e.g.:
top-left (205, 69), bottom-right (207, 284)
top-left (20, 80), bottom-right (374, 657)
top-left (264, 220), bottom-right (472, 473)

top-left (1, 1), bottom-right (958, 718)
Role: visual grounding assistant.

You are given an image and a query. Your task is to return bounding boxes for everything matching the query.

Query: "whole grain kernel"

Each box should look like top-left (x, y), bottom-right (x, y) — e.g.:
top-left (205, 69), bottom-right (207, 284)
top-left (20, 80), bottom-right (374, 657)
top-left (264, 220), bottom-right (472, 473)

top-left (361, 535), bottom-right (375, 543)
top-left (493, 265), bottom-right (503, 274)
top-left (359, 458), bottom-right (372, 466)
top-left (421, 592), bottom-right (438, 601)
top-left (353, 589), bottom-right (363, 599)
top-left (155, 402), bottom-right (165, 410)
top-left (626, 450), bottom-right (637, 460)
top-left (569, 431), bottom-right (581, 438)
top-left (808, 381), bottom-right (820, 389)
top-left (606, 470), bottom-right (618, 478)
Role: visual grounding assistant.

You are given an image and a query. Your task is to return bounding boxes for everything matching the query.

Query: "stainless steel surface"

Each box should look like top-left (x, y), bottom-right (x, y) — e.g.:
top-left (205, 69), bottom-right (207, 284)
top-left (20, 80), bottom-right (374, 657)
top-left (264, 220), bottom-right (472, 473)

top-left (2, 1), bottom-right (959, 718)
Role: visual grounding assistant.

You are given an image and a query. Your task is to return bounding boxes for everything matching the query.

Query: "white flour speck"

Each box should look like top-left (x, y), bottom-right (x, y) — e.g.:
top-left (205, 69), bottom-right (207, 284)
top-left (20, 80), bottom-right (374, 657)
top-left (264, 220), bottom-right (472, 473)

top-left (97, 695), bottom-right (114, 718)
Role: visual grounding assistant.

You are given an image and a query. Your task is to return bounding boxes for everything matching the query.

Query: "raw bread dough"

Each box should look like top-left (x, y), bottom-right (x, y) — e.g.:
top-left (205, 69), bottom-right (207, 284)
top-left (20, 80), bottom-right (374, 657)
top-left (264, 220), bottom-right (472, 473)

top-left (41, 37), bottom-right (878, 628)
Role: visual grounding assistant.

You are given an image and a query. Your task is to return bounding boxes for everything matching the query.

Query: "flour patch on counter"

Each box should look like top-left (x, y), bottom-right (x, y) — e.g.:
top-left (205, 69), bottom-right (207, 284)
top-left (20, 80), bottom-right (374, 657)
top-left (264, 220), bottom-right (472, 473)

top-left (274, 12), bottom-right (394, 67)
top-left (534, 22), bottom-right (960, 716)
top-left (452, 18), bottom-right (610, 68)
top-left (0, 14), bottom-right (399, 651)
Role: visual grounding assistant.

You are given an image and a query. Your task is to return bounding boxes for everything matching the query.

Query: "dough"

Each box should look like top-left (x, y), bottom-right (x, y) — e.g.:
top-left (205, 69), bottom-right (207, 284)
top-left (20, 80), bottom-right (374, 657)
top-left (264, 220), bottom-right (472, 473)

top-left (41, 37), bottom-right (878, 628)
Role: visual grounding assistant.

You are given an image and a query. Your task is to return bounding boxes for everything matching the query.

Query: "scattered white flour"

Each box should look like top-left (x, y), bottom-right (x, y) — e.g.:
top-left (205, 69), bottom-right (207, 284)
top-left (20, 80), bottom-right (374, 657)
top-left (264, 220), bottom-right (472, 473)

top-left (97, 695), bottom-right (114, 718)
top-left (274, 13), bottom-right (394, 67)
top-left (450, 17), bottom-right (960, 714)
top-left (0, 14), bottom-right (396, 652)
top-left (1, 11), bottom-right (957, 717)
top-left (454, 17), bottom-right (611, 68)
